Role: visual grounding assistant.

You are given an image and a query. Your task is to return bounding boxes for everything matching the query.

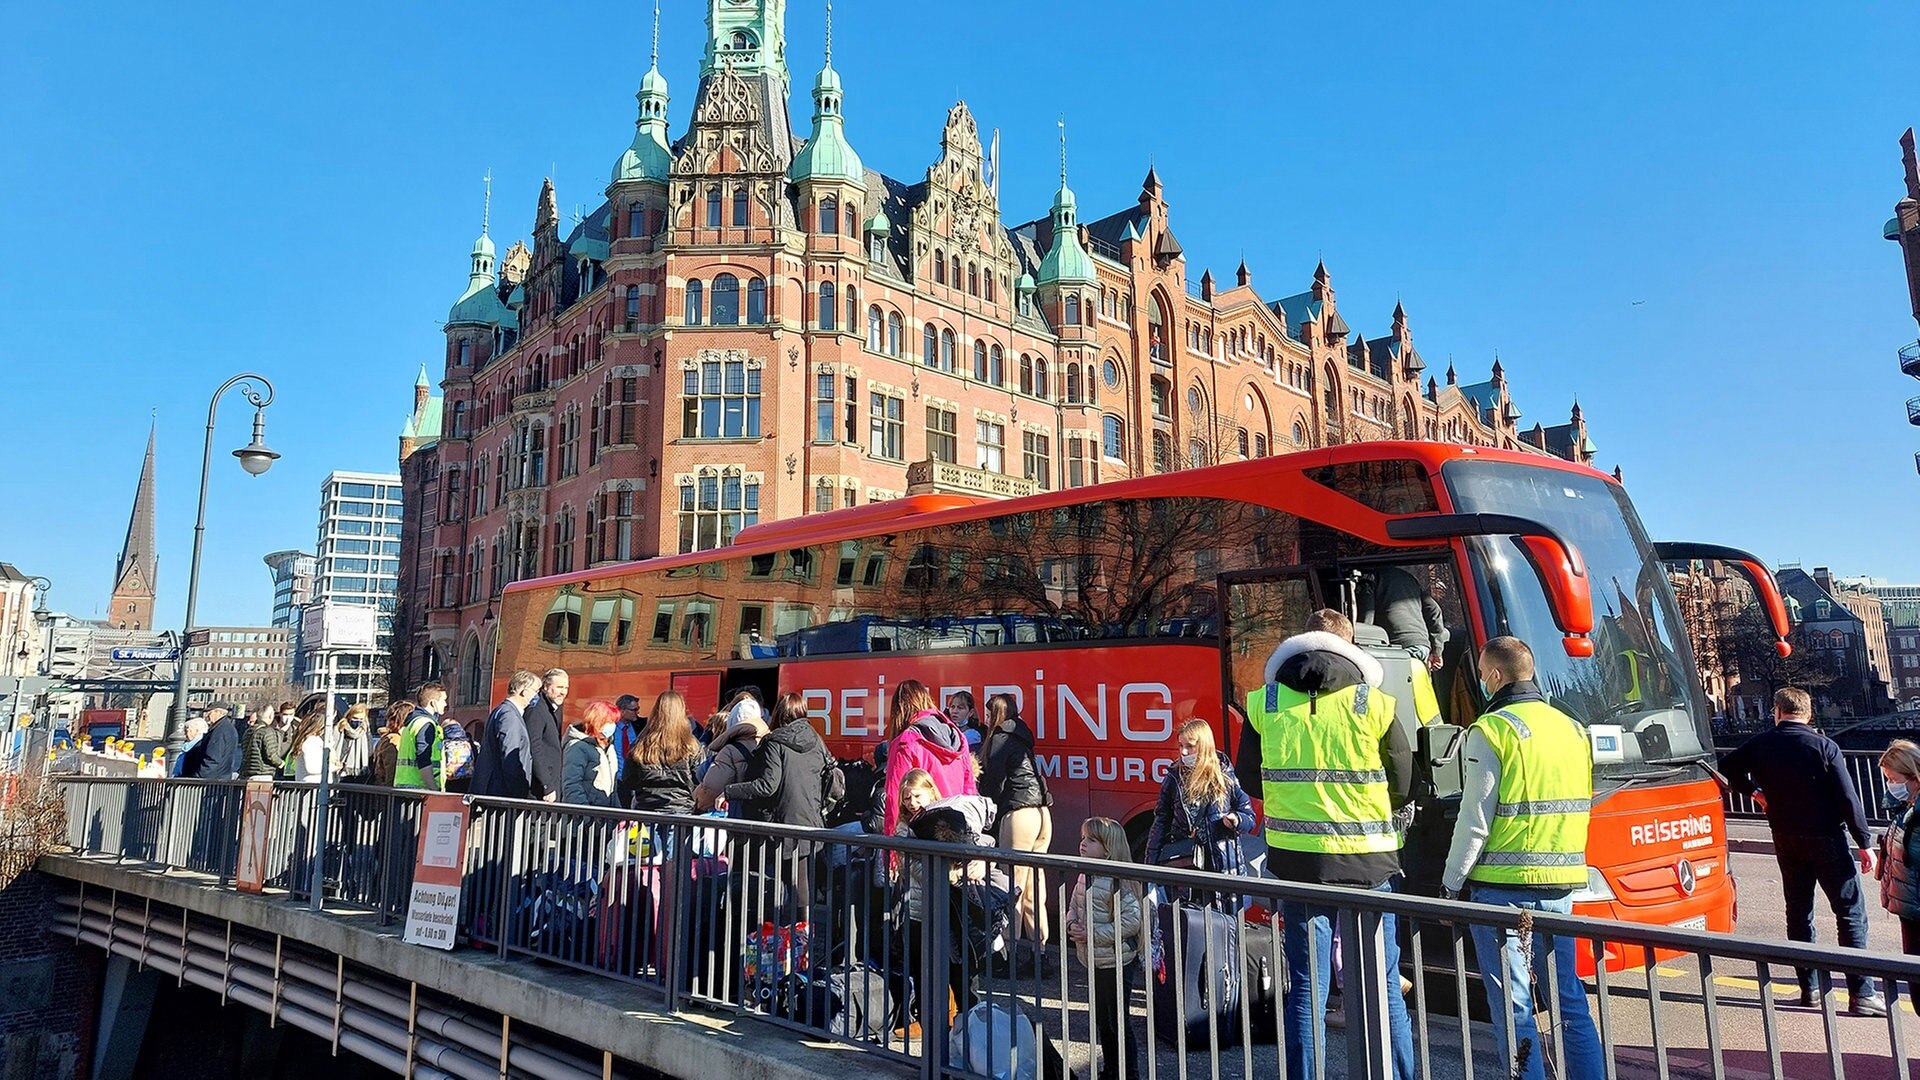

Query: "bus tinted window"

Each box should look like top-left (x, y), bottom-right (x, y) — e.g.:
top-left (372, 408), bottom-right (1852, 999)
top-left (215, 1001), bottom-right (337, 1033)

top-left (1309, 459), bottom-right (1438, 515)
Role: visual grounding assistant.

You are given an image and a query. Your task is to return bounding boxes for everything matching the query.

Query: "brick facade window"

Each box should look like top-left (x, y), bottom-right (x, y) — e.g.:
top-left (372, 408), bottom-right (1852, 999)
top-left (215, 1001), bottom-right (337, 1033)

top-left (815, 480), bottom-right (833, 513)
top-left (1023, 431), bottom-right (1051, 490)
top-left (1103, 415), bottom-right (1125, 460)
top-left (437, 554), bottom-right (456, 608)
top-left (869, 392), bottom-right (904, 460)
top-left (713, 274), bottom-right (741, 325)
top-left (679, 471), bottom-right (760, 553)
top-left (683, 359), bottom-right (762, 439)
top-left (600, 488), bottom-right (639, 562)
top-left (819, 196), bottom-right (839, 234)
top-left (733, 187), bottom-right (749, 226)
top-left (815, 372), bottom-right (836, 443)
top-left (976, 420), bottom-right (1005, 473)
top-left (552, 506), bottom-right (575, 574)
top-left (705, 187), bottom-right (722, 227)
top-left (442, 468), bottom-right (463, 522)
top-left (926, 406), bottom-right (957, 464)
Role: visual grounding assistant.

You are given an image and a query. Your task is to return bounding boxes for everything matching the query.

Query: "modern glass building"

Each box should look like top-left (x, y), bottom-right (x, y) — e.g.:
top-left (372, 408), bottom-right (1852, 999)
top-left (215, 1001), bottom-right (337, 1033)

top-left (299, 471), bottom-right (403, 707)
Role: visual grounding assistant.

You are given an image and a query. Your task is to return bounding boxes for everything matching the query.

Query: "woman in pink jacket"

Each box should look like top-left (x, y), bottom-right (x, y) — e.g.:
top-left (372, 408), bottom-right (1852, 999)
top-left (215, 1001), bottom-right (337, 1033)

top-left (880, 680), bottom-right (977, 839)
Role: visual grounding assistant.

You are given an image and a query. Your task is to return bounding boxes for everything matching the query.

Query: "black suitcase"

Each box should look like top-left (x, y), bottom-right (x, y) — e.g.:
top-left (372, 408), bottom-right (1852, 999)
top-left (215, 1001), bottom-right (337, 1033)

top-left (1240, 915), bottom-right (1282, 1044)
top-left (1150, 901), bottom-right (1243, 1047)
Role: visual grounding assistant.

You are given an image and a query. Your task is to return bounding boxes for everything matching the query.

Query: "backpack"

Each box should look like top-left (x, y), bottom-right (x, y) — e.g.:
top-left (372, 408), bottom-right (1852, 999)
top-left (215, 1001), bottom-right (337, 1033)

top-left (441, 718), bottom-right (473, 779)
top-left (826, 758), bottom-right (878, 828)
top-left (819, 756), bottom-right (848, 819)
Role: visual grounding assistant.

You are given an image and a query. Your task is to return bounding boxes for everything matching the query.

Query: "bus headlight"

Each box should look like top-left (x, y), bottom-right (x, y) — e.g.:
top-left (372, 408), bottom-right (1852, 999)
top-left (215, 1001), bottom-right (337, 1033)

top-left (1569, 866), bottom-right (1615, 904)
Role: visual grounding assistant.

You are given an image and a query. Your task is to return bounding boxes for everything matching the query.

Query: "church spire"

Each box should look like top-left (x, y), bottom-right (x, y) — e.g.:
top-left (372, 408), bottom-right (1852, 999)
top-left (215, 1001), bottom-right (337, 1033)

top-left (788, 1), bottom-right (864, 184)
top-left (1037, 117), bottom-right (1095, 286)
top-left (614, 2), bottom-right (674, 184)
top-left (110, 423), bottom-right (158, 630)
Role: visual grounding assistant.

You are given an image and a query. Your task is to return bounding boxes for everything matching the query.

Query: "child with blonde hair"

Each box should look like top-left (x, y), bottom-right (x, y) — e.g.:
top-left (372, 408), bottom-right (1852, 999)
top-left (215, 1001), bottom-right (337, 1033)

top-left (1066, 816), bottom-right (1144, 1080)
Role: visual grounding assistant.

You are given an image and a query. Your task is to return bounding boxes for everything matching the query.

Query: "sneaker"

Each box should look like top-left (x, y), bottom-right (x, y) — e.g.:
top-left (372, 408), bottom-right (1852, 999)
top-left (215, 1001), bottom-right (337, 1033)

top-left (1797, 986), bottom-right (1821, 1009)
top-left (1850, 993), bottom-right (1890, 1018)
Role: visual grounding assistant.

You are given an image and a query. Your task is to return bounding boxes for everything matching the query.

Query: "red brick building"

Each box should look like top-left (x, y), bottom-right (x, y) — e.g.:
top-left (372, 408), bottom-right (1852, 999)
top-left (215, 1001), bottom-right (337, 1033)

top-left (395, 0), bottom-right (1599, 714)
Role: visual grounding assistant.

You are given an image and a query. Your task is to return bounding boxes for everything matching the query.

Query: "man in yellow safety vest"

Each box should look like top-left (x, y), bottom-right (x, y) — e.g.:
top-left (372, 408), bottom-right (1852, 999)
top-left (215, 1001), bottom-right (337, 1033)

top-left (1442, 636), bottom-right (1603, 1080)
top-left (1236, 608), bottom-right (1415, 1080)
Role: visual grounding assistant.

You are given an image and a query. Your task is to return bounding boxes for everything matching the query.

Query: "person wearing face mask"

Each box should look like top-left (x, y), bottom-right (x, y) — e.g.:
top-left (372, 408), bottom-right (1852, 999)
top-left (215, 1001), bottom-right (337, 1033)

top-left (978, 693), bottom-right (1053, 973)
top-left (1145, 717), bottom-right (1256, 887)
top-left (335, 703), bottom-right (373, 783)
top-left (562, 701), bottom-right (621, 807)
top-left (1876, 739), bottom-right (1920, 1015)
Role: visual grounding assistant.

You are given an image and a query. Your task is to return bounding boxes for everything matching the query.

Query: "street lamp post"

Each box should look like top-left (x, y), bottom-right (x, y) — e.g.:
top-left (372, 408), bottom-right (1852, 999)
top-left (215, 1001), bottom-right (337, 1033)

top-left (167, 374), bottom-right (280, 754)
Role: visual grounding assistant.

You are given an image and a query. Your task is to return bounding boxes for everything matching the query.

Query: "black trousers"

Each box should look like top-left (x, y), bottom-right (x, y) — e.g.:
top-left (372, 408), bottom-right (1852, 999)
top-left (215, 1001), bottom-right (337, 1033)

top-left (1088, 959), bottom-right (1142, 1080)
top-left (1774, 834), bottom-right (1870, 995)
top-left (1900, 916), bottom-right (1920, 1013)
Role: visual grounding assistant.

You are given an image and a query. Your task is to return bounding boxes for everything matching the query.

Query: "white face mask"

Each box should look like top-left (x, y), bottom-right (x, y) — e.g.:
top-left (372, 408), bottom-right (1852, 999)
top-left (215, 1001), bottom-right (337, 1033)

top-left (1179, 752), bottom-right (1197, 767)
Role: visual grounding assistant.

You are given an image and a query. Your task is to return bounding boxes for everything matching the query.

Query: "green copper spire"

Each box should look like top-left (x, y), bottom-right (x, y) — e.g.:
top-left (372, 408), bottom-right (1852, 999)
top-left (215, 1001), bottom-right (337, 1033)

top-left (614, 1), bottom-right (673, 184)
top-left (1036, 118), bottom-right (1096, 285)
top-left (449, 175), bottom-right (515, 327)
top-left (789, 1), bottom-right (863, 184)
top-left (702, 0), bottom-right (788, 94)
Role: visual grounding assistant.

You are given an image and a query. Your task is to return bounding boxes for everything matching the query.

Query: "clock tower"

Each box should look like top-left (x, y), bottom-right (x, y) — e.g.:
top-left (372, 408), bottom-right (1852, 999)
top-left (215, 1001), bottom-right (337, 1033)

top-left (703, 0), bottom-right (788, 94)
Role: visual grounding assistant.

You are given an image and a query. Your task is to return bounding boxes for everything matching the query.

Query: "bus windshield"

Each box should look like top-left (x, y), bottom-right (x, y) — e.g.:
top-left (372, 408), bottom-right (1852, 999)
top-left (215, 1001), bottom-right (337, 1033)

top-left (1443, 459), bottom-right (1708, 785)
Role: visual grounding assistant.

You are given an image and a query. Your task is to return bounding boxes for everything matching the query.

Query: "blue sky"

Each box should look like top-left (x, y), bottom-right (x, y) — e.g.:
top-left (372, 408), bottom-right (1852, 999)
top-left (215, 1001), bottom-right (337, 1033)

top-left (3, 1), bottom-right (1918, 629)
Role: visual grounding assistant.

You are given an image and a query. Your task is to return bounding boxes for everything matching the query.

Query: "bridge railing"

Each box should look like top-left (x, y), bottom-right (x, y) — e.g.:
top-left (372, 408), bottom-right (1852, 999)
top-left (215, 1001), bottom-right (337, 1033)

top-left (1720, 748), bottom-right (1900, 824)
top-left (50, 775), bottom-right (1920, 1080)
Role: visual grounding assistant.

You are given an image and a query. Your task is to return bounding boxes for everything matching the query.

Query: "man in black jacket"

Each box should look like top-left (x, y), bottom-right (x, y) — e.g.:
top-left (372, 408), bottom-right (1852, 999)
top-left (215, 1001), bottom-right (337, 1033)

top-left (186, 705), bottom-right (242, 779)
top-left (1721, 686), bottom-right (1886, 1015)
top-left (522, 668), bottom-right (569, 802)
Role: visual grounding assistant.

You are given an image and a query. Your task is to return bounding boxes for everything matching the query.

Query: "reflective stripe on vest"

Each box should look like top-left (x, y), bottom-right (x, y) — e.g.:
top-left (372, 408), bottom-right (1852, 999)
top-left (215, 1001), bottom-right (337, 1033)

top-left (1467, 702), bottom-right (1592, 887)
top-left (1246, 680), bottom-right (1400, 856)
top-left (394, 716), bottom-right (444, 790)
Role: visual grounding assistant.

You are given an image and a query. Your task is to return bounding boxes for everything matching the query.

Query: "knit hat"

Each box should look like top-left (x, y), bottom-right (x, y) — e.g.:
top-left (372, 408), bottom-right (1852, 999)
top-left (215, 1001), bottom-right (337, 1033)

top-left (728, 696), bottom-right (764, 727)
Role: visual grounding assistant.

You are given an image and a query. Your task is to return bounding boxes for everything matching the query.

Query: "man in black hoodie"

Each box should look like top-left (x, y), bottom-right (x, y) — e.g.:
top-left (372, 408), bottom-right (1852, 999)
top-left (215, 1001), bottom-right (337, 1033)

top-left (1236, 609), bottom-right (1415, 1080)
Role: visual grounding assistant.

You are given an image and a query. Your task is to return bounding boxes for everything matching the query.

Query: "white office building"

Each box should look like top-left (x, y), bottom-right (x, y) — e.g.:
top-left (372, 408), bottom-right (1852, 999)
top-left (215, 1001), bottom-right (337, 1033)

top-left (300, 471), bottom-right (403, 708)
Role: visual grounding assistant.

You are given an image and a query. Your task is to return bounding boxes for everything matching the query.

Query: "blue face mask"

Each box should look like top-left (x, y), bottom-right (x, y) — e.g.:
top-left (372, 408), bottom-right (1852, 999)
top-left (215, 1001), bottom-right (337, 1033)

top-left (1890, 781), bottom-right (1912, 802)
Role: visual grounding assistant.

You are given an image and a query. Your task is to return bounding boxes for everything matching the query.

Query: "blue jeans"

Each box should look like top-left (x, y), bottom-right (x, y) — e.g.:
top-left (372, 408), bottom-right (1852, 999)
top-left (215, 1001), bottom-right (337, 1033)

top-left (1466, 886), bottom-right (1604, 1080)
top-left (1282, 883), bottom-right (1415, 1080)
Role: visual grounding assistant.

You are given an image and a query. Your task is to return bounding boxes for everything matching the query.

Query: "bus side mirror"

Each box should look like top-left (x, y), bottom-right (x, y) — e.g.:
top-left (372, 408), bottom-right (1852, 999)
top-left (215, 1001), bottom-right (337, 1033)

top-left (1386, 512), bottom-right (1596, 658)
top-left (1419, 724), bottom-right (1465, 799)
top-left (1651, 542), bottom-right (1793, 659)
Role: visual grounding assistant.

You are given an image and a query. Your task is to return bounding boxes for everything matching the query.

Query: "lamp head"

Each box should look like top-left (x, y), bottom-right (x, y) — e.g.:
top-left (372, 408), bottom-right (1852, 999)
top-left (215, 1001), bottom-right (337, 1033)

top-left (233, 407), bottom-right (279, 476)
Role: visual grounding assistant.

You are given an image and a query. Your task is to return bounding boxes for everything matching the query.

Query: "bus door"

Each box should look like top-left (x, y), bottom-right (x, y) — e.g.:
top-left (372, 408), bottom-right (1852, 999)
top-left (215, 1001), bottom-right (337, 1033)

top-left (1217, 567), bottom-right (1323, 760)
top-left (717, 666), bottom-right (782, 719)
top-left (670, 670), bottom-right (725, 721)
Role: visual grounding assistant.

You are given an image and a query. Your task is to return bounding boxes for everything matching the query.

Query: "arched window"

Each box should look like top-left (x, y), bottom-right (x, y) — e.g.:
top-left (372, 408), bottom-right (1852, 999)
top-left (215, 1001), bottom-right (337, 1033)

top-left (989, 344), bottom-right (1004, 386)
top-left (1149, 295), bottom-right (1168, 362)
top-left (625, 285), bottom-right (641, 323)
top-left (818, 281), bottom-right (836, 330)
top-left (868, 306), bottom-right (885, 351)
top-left (934, 251), bottom-right (946, 284)
top-left (746, 278), bottom-right (767, 324)
top-left (712, 273), bottom-right (741, 325)
top-left (939, 328), bottom-right (955, 371)
top-left (984, 274), bottom-right (995, 303)
top-left (968, 263), bottom-right (979, 296)
top-left (731, 29), bottom-right (754, 50)
top-left (1152, 432), bottom-right (1172, 472)
top-left (973, 340), bottom-right (989, 381)
top-left (1254, 433), bottom-right (1268, 457)
top-left (819, 196), bottom-right (839, 235)
top-left (924, 323), bottom-right (939, 367)
top-left (846, 286), bottom-right (858, 335)
top-left (1102, 414), bottom-right (1124, 459)
top-left (1019, 354), bottom-right (1034, 395)
top-left (1034, 359), bottom-right (1050, 399)
top-left (886, 311), bottom-right (902, 356)
top-left (1066, 365), bottom-right (1083, 404)
top-left (684, 279), bottom-right (704, 325)
top-left (1189, 440), bottom-right (1208, 469)
top-left (705, 187), bottom-right (722, 228)
top-left (1064, 295), bottom-right (1080, 325)
top-left (732, 187), bottom-right (750, 226)
top-left (1150, 377), bottom-right (1171, 420)
top-left (627, 202), bottom-right (643, 237)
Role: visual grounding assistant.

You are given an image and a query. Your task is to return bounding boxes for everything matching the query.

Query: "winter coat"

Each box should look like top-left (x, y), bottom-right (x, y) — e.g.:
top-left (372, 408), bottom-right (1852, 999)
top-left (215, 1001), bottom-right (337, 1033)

top-left (523, 693), bottom-right (567, 800)
top-left (694, 720), bottom-right (765, 813)
top-left (724, 720), bottom-right (836, 828)
top-left (1881, 796), bottom-right (1920, 919)
top-left (1144, 751), bottom-right (1256, 873)
top-left (881, 709), bottom-right (977, 838)
top-left (979, 716), bottom-right (1051, 820)
top-left (562, 730), bottom-right (619, 808)
top-left (621, 752), bottom-right (702, 815)
top-left (186, 717), bottom-right (242, 779)
top-left (370, 732), bottom-right (400, 787)
top-left (334, 723), bottom-right (372, 782)
top-left (289, 735), bottom-right (328, 783)
top-left (1066, 873), bottom-right (1143, 969)
top-left (241, 723), bottom-right (289, 780)
top-left (894, 794), bottom-right (997, 922)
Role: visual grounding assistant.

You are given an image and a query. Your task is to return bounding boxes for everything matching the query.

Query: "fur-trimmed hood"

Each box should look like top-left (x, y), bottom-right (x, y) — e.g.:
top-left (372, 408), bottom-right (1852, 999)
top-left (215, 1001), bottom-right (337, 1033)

top-left (1263, 631), bottom-right (1384, 691)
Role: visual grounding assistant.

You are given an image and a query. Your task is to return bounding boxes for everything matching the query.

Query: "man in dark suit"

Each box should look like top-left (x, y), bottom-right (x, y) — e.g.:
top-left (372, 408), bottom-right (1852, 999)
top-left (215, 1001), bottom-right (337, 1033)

top-left (522, 668), bottom-right (569, 802)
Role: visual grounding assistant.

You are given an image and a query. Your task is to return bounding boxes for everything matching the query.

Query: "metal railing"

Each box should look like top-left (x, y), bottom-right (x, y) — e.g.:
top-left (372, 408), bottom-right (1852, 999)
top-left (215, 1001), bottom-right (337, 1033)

top-left (1900, 339), bottom-right (1920, 380)
top-left (51, 776), bottom-right (1920, 1080)
top-left (1721, 748), bottom-right (1901, 825)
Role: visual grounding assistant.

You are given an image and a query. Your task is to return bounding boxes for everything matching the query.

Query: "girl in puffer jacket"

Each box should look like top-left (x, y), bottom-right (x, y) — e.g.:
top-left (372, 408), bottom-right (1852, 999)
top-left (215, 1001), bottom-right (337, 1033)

top-left (1066, 817), bottom-right (1145, 1080)
top-left (1877, 739), bottom-right (1920, 1013)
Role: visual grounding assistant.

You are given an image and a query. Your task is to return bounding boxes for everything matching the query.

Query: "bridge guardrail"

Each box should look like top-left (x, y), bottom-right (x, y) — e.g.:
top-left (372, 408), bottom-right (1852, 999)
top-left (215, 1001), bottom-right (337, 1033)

top-left (50, 775), bottom-right (1920, 1080)
top-left (1720, 748), bottom-right (1898, 824)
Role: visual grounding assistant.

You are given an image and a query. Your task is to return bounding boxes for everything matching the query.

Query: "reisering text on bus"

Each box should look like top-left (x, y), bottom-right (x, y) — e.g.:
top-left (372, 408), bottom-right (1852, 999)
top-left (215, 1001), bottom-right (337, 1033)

top-left (798, 676), bottom-right (1182, 744)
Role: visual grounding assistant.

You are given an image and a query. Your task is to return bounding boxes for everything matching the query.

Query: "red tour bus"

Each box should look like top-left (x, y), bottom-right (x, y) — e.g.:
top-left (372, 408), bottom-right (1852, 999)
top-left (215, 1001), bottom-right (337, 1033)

top-left (493, 442), bottom-right (1792, 948)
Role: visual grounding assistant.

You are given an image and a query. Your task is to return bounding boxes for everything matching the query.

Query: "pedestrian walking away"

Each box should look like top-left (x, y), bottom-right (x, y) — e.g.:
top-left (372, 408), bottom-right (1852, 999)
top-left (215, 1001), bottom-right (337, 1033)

top-left (1721, 686), bottom-right (1886, 1014)
top-left (1441, 636), bottom-right (1605, 1080)
top-left (979, 692), bottom-right (1053, 972)
top-left (1235, 608), bottom-right (1416, 1080)
top-left (620, 690), bottom-right (705, 815)
top-left (523, 668), bottom-right (570, 802)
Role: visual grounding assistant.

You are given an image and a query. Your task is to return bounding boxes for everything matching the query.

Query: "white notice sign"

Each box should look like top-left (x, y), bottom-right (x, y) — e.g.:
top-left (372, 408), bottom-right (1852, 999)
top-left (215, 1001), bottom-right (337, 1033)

top-left (402, 795), bottom-right (469, 950)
